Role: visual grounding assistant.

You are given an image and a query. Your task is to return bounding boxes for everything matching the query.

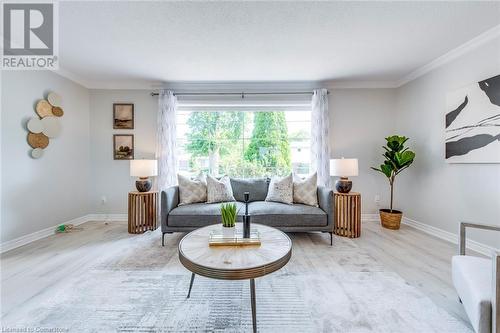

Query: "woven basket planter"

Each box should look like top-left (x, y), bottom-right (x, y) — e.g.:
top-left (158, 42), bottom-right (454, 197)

top-left (379, 209), bottom-right (403, 230)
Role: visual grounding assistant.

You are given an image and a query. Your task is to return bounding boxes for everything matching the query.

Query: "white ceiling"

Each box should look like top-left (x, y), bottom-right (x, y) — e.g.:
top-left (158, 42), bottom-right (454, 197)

top-left (57, 1), bottom-right (500, 88)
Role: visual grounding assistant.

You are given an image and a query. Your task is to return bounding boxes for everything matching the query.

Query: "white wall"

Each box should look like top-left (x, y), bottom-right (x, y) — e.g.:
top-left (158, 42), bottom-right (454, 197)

top-left (3, 63), bottom-right (497, 250)
top-left (395, 36), bottom-right (500, 249)
top-left (1, 71), bottom-right (90, 243)
top-left (89, 90), bottom-right (157, 214)
top-left (329, 89), bottom-right (397, 213)
top-left (0, 80), bottom-right (397, 243)
top-left (86, 88), bottom-right (396, 215)
top-left (5, 43), bottom-right (497, 250)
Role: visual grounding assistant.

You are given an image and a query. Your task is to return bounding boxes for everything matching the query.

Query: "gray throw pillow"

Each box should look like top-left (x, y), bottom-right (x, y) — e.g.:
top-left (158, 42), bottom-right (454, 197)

top-left (230, 178), bottom-right (270, 202)
top-left (265, 174), bottom-right (293, 204)
top-left (293, 172), bottom-right (318, 207)
top-left (177, 173), bottom-right (207, 206)
top-left (207, 175), bottom-right (236, 203)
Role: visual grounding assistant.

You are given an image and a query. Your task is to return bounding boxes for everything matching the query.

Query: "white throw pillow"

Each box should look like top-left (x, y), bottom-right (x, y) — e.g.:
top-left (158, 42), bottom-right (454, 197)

top-left (207, 175), bottom-right (236, 203)
top-left (265, 174), bottom-right (293, 204)
top-left (293, 172), bottom-right (318, 207)
top-left (177, 173), bottom-right (207, 206)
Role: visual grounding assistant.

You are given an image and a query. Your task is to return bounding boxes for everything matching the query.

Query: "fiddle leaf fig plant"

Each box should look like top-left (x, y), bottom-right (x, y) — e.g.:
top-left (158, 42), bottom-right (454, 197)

top-left (371, 135), bottom-right (415, 212)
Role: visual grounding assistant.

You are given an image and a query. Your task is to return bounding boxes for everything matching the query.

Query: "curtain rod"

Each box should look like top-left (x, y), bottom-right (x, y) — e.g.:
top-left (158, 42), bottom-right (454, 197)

top-left (150, 91), bottom-right (328, 97)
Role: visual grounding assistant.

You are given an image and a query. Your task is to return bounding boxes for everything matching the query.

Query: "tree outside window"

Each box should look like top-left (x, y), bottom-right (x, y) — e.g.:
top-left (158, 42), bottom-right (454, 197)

top-left (177, 110), bottom-right (310, 178)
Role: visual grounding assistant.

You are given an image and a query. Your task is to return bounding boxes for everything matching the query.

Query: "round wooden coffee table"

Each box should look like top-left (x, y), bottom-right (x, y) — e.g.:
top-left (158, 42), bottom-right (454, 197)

top-left (178, 223), bottom-right (292, 333)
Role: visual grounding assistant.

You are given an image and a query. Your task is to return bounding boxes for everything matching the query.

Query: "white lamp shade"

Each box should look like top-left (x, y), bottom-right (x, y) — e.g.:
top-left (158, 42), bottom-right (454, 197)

top-left (130, 160), bottom-right (158, 177)
top-left (330, 158), bottom-right (358, 177)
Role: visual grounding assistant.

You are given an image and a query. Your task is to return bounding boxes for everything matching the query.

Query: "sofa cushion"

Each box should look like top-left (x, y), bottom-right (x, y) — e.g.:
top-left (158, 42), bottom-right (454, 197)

top-left (177, 173), bottom-right (207, 206)
top-left (265, 174), bottom-right (293, 204)
top-left (248, 201), bottom-right (327, 227)
top-left (207, 175), bottom-right (236, 203)
top-left (293, 172), bottom-right (318, 207)
top-left (452, 255), bottom-right (492, 333)
top-left (230, 178), bottom-right (269, 202)
top-left (169, 202), bottom-right (245, 227)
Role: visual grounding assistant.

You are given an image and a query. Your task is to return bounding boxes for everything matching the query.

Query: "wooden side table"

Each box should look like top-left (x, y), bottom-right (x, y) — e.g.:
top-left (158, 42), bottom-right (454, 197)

top-left (334, 192), bottom-right (361, 238)
top-left (128, 191), bottom-right (158, 234)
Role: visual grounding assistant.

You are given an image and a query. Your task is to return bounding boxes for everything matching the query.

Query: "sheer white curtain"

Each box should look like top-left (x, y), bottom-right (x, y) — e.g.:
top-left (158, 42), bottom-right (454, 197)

top-left (156, 90), bottom-right (178, 192)
top-left (311, 88), bottom-right (331, 187)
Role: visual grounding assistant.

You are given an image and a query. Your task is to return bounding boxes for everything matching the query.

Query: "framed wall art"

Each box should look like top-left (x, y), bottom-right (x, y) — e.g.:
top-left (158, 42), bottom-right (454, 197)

top-left (445, 74), bottom-right (500, 163)
top-left (113, 103), bottom-right (134, 129)
top-left (113, 134), bottom-right (134, 160)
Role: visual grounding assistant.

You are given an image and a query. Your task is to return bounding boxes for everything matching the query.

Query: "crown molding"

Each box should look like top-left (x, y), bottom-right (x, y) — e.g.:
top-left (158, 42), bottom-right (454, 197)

top-left (52, 76), bottom-right (398, 92)
top-left (396, 24), bottom-right (500, 87)
top-left (52, 68), bottom-right (93, 89)
top-left (51, 65), bottom-right (401, 91)
top-left (158, 80), bottom-right (324, 92)
top-left (52, 24), bottom-right (500, 91)
top-left (88, 80), bottom-right (164, 90)
top-left (154, 80), bottom-right (398, 92)
top-left (325, 80), bottom-right (398, 89)
top-left (52, 69), bottom-right (163, 90)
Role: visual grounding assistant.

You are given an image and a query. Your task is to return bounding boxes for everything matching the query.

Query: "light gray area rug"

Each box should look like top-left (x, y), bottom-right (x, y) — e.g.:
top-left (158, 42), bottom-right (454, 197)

top-left (3, 230), bottom-right (471, 332)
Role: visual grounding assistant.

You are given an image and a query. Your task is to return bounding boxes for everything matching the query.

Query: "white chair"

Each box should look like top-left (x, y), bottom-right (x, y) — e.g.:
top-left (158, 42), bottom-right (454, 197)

top-left (452, 222), bottom-right (500, 333)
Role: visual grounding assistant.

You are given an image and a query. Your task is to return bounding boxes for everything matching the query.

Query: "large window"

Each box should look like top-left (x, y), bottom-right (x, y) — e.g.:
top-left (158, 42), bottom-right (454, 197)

top-left (176, 109), bottom-right (311, 178)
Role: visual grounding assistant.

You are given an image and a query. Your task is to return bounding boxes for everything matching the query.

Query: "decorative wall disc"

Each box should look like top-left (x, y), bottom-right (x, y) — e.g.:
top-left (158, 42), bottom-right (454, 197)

top-left (31, 148), bottom-right (44, 159)
top-left (27, 117), bottom-right (44, 133)
top-left (41, 116), bottom-right (62, 138)
top-left (52, 106), bottom-right (64, 117)
top-left (47, 92), bottom-right (62, 107)
top-left (27, 92), bottom-right (64, 158)
top-left (28, 132), bottom-right (49, 149)
top-left (35, 100), bottom-right (54, 118)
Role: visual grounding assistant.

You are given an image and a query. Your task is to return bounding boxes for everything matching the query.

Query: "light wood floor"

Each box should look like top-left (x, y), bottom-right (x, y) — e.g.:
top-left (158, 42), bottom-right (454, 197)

top-left (1, 220), bottom-right (473, 328)
top-left (359, 221), bottom-right (475, 326)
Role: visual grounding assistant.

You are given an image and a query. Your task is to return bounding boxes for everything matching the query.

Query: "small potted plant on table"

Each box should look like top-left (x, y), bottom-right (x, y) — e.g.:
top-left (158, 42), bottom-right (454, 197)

top-left (372, 135), bottom-right (415, 230)
top-left (221, 203), bottom-right (237, 237)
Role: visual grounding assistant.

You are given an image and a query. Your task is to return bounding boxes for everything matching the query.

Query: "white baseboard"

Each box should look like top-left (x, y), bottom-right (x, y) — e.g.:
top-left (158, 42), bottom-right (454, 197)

top-left (401, 217), bottom-right (497, 257)
top-left (0, 215), bottom-right (90, 253)
top-left (361, 214), bottom-right (380, 222)
top-left (361, 213), bottom-right (496, 257)
top-left (2, 213), bottom-right (495, 256)
top-left (87, 214), bottom-right (128, 222)
top-left (0, 213), bottom-right (129, 254)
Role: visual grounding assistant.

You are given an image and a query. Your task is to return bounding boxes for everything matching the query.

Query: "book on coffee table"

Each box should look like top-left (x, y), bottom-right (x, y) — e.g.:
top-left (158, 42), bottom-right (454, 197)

top-left (208, 230), bottom-right (261, 246)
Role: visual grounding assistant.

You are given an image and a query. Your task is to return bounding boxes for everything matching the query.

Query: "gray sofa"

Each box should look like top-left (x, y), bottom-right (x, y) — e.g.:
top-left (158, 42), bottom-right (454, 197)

top-left (161, 178), bottom-right (335, 245)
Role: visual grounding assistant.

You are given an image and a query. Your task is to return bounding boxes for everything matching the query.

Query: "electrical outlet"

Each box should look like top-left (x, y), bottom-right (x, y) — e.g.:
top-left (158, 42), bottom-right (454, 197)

top-left (374, 195), bottom-right (381, 206)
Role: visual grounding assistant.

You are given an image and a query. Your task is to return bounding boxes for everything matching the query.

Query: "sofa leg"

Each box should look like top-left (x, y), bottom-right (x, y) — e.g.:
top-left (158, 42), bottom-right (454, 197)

top-left (162, 233), bottom-right (166, 247)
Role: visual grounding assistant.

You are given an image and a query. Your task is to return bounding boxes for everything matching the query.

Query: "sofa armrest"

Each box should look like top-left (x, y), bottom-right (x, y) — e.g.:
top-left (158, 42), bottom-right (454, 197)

top-left (317, 186), bottom-right (334, 230)
top-left (493, 251), bottom-right (499, 333)
top-left (459, 222), bottom-right (500, 255)
top-left (457, 222), bottom-right (500, 333)
top-left (161, 186), bottom-right (179, 230)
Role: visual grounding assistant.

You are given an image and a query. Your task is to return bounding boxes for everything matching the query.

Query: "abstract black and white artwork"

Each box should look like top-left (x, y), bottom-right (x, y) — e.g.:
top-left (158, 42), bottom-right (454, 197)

top-left (445, 74), bottom-right (500, 163)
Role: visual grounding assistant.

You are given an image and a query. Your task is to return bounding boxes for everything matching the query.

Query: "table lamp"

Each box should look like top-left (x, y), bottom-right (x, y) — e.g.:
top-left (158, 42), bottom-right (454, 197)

top-left (130, 159), bottom-right (157, 192)
top-left (330, 158), bottom-right (358, 193)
